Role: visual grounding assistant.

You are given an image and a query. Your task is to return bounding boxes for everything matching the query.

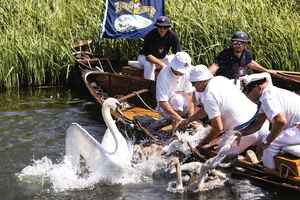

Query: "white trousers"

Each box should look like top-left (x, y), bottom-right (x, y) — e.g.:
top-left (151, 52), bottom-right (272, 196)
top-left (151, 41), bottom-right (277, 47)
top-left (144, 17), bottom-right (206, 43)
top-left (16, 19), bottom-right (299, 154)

top-left (158, 93), bottom-right (188, 119)
top-left (226, 121), bottom-right (270, 156)
top-left (262, 126), bottom-right (300, 169)
top-left (137, 54), bottom-right (174, 80)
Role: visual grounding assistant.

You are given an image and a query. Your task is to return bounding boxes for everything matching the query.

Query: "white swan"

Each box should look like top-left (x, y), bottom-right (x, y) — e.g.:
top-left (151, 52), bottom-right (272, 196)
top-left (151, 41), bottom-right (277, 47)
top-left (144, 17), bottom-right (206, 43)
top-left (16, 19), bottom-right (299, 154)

top-left (65, 98), bottom-right (133, 175)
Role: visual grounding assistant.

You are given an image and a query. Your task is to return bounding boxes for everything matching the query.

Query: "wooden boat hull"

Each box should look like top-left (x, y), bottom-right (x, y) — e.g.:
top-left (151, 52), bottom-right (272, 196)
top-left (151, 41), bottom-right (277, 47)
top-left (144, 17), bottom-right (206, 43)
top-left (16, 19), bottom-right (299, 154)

top-left (254, 69), bottom-right (300, 93)
top-left (232, 159), bottom-right (300, 193)
top-left (82, 70), bottom-right (156, 108)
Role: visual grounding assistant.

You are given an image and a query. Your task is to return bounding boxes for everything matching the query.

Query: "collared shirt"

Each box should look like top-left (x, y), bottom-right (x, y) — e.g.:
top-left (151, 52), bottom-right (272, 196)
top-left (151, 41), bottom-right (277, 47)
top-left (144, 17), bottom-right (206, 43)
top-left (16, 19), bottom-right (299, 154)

top-left (139, 28), bottom-right (181, 59)
top-left (199, 76), bottom-right (257, 131)
top-left (214, 47), bottom-right (253, 79)
top-left (259, 84), bottom-right (300, 128)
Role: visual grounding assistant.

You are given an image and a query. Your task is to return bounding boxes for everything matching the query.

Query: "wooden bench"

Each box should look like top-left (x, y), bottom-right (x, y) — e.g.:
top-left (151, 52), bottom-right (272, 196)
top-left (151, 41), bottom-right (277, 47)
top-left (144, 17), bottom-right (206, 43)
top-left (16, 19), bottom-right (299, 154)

top-left (121, 61), bottom-right (161, 79)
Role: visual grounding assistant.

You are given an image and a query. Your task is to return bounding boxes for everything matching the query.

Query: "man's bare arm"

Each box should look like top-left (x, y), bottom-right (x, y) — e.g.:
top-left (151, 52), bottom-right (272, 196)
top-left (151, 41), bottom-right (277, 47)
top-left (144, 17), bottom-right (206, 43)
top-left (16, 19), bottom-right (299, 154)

top-left (185, 93), bottom-right (195, 118)
top-left (159, 101), bottom-right (182, 122)
top-left (146, 55), bottom-right (167, 69)
top-left (198, 116), bottom-right (224, 147)
top-left (240, 113), bottom-right (267, 136)
top-left (248, 60), bottom-right (275, 73)
top-left (208, 63), bottom-right (219, 75)
top-left (265, 112), bottom-right (287, 145)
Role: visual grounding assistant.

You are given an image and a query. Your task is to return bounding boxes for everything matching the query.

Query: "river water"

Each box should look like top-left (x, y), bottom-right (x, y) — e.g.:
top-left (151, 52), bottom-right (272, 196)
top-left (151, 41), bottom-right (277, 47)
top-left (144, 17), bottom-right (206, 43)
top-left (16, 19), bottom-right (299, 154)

top-left (0, 87), bottom-right (283, 200)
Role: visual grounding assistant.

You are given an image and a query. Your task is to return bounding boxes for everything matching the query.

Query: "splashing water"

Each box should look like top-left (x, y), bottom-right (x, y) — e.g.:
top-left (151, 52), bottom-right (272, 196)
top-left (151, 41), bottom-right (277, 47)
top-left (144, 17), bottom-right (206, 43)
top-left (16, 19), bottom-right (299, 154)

top-left (196, 132), bottom-right (237, 191)
top-left (17, 123), bottom-right (168, 193)
top-left (164, 129), bottom-right (239, 193)
top-left (17, 154), bottom-right (167, 192)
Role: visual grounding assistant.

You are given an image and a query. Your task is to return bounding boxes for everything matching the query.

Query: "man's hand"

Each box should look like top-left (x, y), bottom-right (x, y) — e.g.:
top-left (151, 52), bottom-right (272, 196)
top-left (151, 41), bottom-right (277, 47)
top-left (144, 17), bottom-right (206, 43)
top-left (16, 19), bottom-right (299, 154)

top-left (295, 122), bottom-right (300, 130)
top-left (235, 131), bottom-right (242, 146)
top-left (178, 119), bottom-right (189, 129)
top-left (171, 117), bottom-right (184, 134)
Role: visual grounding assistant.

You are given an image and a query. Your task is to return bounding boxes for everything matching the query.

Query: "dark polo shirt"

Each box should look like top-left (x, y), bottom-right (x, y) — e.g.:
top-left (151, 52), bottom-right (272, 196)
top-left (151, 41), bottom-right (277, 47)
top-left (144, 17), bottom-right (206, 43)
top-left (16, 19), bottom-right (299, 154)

top-left (214, 48), bottom-right (253, 79)
top-left (140, 28), bottom-right (181, 59)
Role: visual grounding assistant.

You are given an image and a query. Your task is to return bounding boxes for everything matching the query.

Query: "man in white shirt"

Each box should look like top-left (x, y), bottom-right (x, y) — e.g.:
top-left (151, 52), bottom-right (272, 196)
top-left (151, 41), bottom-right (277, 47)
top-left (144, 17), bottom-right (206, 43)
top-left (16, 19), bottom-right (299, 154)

top-left (155, 52), bottom-right (194, 130)
top-left (239, 72), bottom-right (300, 170)
top-left (181, 65), bottom-right (269, 156)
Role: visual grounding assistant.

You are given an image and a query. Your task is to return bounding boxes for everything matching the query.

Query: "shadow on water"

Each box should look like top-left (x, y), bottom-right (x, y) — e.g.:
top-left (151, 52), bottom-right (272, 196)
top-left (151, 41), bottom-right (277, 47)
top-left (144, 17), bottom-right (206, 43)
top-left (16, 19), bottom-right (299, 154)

top-left (0, 87), bottom-right (286, 200)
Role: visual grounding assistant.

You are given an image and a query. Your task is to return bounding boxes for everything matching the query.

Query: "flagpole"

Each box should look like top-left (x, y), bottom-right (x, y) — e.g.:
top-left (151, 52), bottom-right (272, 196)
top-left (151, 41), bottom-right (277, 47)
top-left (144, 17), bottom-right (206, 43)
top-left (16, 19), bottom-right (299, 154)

top-left (98, 0), bottom-right (109, 40)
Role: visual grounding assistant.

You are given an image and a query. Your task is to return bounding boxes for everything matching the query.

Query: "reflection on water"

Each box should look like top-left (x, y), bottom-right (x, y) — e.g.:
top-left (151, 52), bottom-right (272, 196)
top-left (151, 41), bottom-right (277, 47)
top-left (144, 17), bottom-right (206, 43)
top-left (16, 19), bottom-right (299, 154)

top-left (0, 87), bottom-right (279, 200)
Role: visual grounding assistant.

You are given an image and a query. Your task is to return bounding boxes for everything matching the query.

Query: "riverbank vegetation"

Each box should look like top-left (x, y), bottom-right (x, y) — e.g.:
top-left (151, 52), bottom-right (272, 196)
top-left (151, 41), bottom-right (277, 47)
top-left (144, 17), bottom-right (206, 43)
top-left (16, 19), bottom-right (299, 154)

top-left (1, 0), bottom-right (299, 88)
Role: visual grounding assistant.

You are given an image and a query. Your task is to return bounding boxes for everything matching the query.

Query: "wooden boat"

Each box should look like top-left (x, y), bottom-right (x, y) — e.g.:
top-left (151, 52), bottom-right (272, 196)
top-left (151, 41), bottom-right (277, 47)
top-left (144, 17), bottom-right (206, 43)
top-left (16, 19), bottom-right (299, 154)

top-left (75, 40), bottom-right (300, 193)
top-left (82, 68), bottom-right (300, 193)
top-left (232, 154), bottom-right (300, 193)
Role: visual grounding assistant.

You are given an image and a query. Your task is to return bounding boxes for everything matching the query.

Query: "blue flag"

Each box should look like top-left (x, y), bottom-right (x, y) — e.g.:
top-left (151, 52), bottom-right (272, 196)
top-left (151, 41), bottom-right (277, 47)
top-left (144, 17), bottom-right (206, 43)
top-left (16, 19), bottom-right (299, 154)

top-left (100, 0), bottom-right (165, 39)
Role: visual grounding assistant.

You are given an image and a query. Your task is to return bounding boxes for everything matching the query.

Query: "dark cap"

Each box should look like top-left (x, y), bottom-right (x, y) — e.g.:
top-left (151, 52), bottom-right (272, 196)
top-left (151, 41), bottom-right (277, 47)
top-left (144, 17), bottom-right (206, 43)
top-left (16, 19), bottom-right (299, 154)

top-left (155, 16), bottom-right (171, 27)
top-left (231, 31), bottom-right (250, 43)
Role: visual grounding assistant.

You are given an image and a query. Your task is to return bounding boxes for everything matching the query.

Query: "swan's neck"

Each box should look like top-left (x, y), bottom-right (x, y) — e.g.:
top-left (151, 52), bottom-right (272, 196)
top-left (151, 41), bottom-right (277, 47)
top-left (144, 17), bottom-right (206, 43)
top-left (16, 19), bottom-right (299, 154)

top-left (102, 106), bottom-right (124, 145)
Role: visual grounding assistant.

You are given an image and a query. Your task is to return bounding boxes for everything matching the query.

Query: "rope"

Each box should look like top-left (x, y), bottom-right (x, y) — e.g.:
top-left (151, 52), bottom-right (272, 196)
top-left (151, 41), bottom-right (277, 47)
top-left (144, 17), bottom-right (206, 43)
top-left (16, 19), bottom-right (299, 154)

top-left (135, 92), bottom-right (157, 112)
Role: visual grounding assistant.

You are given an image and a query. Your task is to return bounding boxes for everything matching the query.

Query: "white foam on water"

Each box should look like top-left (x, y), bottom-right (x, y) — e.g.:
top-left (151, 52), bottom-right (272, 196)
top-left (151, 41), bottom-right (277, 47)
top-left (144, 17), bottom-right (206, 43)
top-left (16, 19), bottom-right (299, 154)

top-left (17, 154), bottom-right (167, 192)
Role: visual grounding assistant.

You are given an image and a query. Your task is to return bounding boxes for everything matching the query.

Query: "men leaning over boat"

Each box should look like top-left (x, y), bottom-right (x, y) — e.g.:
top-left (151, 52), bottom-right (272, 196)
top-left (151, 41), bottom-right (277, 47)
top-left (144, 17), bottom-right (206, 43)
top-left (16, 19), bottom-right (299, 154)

top-left (154, 51), bottom-right (194, 132)
top-left (138, 16), bottom-right (181, 80)
top-left (238, 72), bottom-right (300, 171)
top-left (208, 31), bottom-right (273, 87)
top-left (180, 65), bottom-right (269, 156)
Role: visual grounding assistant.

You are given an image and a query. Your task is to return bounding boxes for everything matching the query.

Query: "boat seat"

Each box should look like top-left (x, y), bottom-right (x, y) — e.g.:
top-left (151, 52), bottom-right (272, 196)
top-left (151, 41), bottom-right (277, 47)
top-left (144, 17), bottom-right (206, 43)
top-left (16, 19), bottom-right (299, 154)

top-left (122, 61), bottom-right (162, 80)
top-left (128, 60), bottom-right (143, 69)
top-left (121, 63), bottom-right (144, 78)
top-left (274, 145), bottom-right (300, 178)
top-left (282, 145), bottom-right (300, 157)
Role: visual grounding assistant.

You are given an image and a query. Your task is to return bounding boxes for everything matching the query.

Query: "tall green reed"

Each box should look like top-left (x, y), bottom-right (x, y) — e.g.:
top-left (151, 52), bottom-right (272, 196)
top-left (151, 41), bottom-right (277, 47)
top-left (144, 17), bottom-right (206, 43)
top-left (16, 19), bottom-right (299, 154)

top-left (0, 0), bottom-right (102, 89)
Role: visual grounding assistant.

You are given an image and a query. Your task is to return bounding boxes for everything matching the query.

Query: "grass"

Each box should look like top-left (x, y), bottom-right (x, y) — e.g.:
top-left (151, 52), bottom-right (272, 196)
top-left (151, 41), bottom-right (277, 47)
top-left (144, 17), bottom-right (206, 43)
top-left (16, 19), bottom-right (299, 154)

top-left (0, 0), bottom-right (299, 88)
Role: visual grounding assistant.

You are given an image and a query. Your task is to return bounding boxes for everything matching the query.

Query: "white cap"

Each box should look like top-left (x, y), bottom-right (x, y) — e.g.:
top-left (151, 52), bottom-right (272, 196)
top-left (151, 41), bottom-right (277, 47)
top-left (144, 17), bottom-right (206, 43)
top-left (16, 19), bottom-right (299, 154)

top-left (242, 72), bottom-right (273, 86)
top-left (190, 65), bottom-right (213, 82)
top-left (170, 52), bottom-right (192, 74)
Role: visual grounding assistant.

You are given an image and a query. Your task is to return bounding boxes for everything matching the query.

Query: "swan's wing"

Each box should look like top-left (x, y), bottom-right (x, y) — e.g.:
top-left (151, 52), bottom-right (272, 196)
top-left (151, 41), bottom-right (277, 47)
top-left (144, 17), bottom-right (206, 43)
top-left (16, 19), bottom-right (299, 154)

top-left (65, 123), bottom-right (112, 172)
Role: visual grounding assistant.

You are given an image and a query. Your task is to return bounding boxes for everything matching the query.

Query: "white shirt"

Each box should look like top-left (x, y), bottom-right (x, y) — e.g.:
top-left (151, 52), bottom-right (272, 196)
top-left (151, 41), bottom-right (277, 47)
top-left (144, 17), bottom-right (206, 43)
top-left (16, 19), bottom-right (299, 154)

top-left (259, 84), bottom-right (300, 128)
top-left (200, 76), bottom-right (257, 130)
top-left (156, 66), bottom-right (194, 102)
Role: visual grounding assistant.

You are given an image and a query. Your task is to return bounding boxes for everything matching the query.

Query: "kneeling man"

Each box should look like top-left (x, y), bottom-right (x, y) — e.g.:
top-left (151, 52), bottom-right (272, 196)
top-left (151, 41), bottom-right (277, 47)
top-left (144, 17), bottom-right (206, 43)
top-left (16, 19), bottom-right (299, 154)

top-left (155, 52), bottom-right (194, 131)
top-left (181, 65), bottom-right (269, 156)
top-left (239, 72), bottom-right (300, 170)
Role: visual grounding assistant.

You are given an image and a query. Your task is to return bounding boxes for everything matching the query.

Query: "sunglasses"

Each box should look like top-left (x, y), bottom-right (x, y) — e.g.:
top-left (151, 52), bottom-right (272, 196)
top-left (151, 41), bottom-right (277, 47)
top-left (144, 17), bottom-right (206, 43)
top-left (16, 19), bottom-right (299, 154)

top-left (232, 41), bottom-right (246, 46)
top-left (157, 26), bottom-right (169, 29)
